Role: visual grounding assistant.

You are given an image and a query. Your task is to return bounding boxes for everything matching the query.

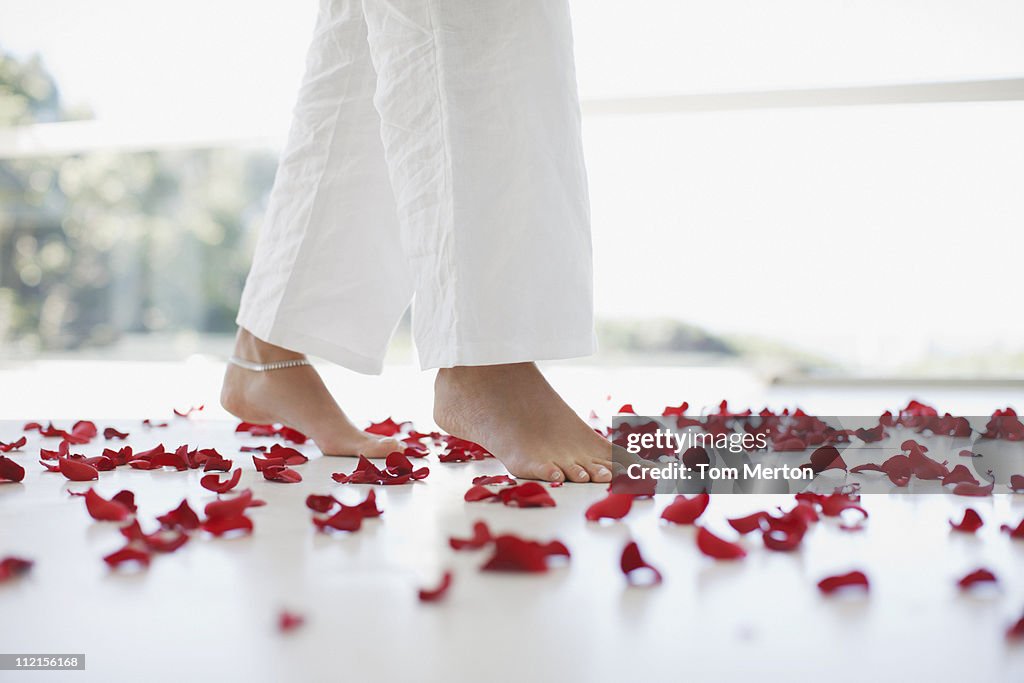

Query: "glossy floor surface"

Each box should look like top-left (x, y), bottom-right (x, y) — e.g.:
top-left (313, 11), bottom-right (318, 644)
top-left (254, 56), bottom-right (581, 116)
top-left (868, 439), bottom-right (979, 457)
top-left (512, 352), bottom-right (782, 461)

top-left (0, 361), bottom-right (1022, 682)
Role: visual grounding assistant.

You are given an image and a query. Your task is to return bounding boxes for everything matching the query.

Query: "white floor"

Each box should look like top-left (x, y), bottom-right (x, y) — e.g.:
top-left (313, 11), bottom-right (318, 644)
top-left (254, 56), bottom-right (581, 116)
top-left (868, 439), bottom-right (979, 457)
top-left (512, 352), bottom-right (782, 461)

top-left (0, 361), bottom-right (1023, 682)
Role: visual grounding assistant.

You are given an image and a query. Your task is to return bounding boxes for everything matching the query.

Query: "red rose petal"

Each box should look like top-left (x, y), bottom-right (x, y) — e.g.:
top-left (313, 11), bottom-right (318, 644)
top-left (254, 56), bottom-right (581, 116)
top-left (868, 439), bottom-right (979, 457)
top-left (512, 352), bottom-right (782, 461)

top-left (817, 570), bottom-right (869, 594)
top-left (585, 493), bottom-right (634, 521)
top-left (112, 490), bottom-right (137, 513)
top-left (0, 455), bottom-right (26, 483)
top-left (660, 493), bottom-right (709, 525)
top-left (58, 456), bottom-right (99, 482)
top-left (728, 511), bottom-right (770, 535)
top-left (696, 526), bottom-right (746, 560)
top-left (957, 568), bottom-right (997, 590)
top-left (952, 481), bottom-right (994, 497)
top-left (103, 427), bottom-right (129, 440)
top-left (617, 404), bottom-right (636, 415)
top-left (262, 465), bottom-right (302, 483)
top-left (201, 469), bottom-right (242, 494)
top-left (313, 506), bottom-right (364, 533)
top-left (103, 545), bottom-right (151, 569)
top-left (278, 610), bottom-right (305, 632)
top-left (142, 419), bottom-right (169, 428)
top-left (464, 484), bottom-right (498, 502)
top-left (311, 490), bottom-right (380, 532)
top-left (277, 426), bottom-right (308, 444)
top-left (0, 436), bottom-right (27, 452)
top-left (83, 488), bottom-right (132, 522)
top-left (472, 474), bottom-right (516, 486)
top-left (305, 494), bottom-right (338, 514)
top-left (201, 514), bottom-right (254, 537)
top-left (418, 571), bottom-right (453, 602)
top-left (0, 556), bottom-right (33, 582)
top-left (1010, 474), bottom-right (1024, 492)
top-left (949, 508), bottom-right (983, 533)
top-left (1008, 612), bottom-right (1024, 640)
top-left (497, 482), bottom-right (556, 508)
top-left (173, 405), bottom-right (204, 418)
top-left (620, 541), bottom-right (662, 586)
top-left (450, 521), bottom-right (493, 550)
top-left (481, 535), bottom-right (554, 573)
top-left (268, 443), bottom-right (308, 465)
top-left (157, 499), bottom-right (201, 531)
top-left (942, 465), bottom-right (980, 487)
top-left (808, 446), bottom-right (847, 473)
top-left (1001, 518), bottom-right (1024, 539)
top-left (366, 417), bottom-right (407, 436)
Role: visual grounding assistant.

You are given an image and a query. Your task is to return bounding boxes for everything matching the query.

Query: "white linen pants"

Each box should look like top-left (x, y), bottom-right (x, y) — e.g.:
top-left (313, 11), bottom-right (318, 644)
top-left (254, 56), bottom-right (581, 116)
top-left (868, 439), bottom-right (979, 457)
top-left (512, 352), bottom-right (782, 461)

top-left (236, 0), bottom-right (594, 374)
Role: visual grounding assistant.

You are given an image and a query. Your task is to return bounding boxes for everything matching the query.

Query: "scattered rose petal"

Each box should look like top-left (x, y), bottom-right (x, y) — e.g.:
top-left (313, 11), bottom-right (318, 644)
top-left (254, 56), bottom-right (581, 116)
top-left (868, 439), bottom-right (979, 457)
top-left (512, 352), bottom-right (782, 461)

top-left (112, 490), bottom-right (137, 513)
top-left (173, 405), bottom-right (204, 418)
top-left (817, 570), bottom-right (869, 594)
top-left (157, 499), bottom-right (201, 531)
top-left (585, 493), bottom-right (633, 521)
top-left (103, 427), bottom-right (129, 440)
top-left (1010, 474), bottom-right (1024, 492)
top-left (472, 474), bottom-right (516, 486)
top-left (450, 521), bottom-right (493, 550)
top-left (497, 482), bottom-right (556, 508)
top-left (0, 556), bottom-right (33, 582)
top-left (312, 490), bottom-right (381, 532)
top-left (696, 527), bottom-right (746, 560)
top-left (660, 493), bottom-right (709, 525)
top-left (103, 544), bottom-right (151, 569)
top-left (620, 541), bottom-right (662, 586)
top-left (481, 534), bottom-right (567, 573)
top-left (952, 481), bottom-right (994, 497)
top-left (268, 443), bottom-right (308, 465)
top-left (305, 494), bottom-right (338, 514)
top-left (262, 465), bottom-right (302, 483)
top-left (807, 446), bottom-right (847, 474)
top-left (58, 456), bottom-right (99, 482)
top-left (1008, 612), bottom-right (1024, 640)
top-left (464, 484), bottom-right (498, 502)
top-left (201, 469), bottom-right (243, 494)
top-left (278, 610), bottom-right (305, 632)
top-left (957, 568), bottom-right (998, 590)
top-left (201, 514), bottom-right (254, 537)
top-left (728, 511), bottom-right (770, 535)
top-left (1001, 518), bottom-right (1024, 539)
top-left (82, 488), bottom-right (132, 522)
top-left (418, 571), bottom-right (453, 602)
top-left (366, 417), bottom-right (408, 436)
top-left (941, 465), bottom-right (980, 487)
top-left (950, 508), bottom-right (983, 533)
top-left (0, 436), bottom-right (27, 452)
top-left (0, 455), bottom-right (26, 483)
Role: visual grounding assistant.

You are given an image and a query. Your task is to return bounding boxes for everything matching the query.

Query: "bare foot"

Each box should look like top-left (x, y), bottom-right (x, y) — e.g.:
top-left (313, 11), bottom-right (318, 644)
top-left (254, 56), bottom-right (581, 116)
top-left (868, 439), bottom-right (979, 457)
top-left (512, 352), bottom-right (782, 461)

top-left (433, 363), bottom-right (613, 483)
top-left (220, 328), bottom-right (401, 457)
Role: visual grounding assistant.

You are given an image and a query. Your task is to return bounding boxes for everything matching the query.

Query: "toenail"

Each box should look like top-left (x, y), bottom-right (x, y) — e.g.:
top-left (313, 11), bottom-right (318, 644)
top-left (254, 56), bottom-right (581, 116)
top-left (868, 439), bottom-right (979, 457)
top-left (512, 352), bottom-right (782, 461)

top-left (550, 470), bottom-right (563, 481)
top-left (596, 466), bottom-right (610, 477)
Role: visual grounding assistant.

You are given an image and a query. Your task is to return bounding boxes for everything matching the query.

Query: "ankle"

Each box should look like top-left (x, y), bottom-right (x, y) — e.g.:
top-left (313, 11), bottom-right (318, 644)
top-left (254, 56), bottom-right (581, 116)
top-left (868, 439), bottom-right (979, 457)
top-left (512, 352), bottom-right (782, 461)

top-left (234, 328), bottom-right (305, 364)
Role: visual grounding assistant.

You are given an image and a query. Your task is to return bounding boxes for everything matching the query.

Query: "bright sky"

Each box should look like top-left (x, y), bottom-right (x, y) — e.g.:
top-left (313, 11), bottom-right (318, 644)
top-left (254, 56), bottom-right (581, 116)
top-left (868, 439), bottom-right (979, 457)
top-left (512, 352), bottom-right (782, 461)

top-left (2, 0), bottom-right (1023, 371)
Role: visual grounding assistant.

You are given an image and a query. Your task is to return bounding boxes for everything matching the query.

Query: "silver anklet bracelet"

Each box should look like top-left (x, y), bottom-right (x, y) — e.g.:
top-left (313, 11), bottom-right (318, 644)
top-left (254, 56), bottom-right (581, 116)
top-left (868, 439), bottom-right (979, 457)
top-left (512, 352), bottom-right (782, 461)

top-left (228, 355), bottom-right (312, 372)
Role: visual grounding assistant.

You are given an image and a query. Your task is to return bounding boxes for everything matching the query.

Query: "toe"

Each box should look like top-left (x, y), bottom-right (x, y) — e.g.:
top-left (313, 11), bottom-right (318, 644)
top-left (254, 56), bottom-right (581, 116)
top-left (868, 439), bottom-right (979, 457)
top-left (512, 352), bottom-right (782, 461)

top-left (584, 460), bottom-right (612, 483)
top-left (523, 461), bottom-right (563, 482)
top-left (562, 463), bottom-right (590, 483)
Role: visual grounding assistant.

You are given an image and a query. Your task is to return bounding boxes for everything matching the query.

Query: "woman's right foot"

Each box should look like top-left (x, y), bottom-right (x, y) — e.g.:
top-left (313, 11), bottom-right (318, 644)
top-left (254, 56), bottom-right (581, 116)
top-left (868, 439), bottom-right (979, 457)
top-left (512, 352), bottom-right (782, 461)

top-left (220, 328), bottom-right (401, 458)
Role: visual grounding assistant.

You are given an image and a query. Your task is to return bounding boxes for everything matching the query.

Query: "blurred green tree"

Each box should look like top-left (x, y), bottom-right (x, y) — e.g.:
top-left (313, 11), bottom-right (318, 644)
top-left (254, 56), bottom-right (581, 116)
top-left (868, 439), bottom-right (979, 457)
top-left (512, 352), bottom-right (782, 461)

top-left (0, 46), bottom-right (275, 354)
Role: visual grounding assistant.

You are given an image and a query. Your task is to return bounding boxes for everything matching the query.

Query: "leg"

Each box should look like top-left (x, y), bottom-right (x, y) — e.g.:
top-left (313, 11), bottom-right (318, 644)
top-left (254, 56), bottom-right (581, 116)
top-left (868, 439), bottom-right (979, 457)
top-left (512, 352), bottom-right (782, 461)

top-left (361, 1), bottom-right (608, 481)
top-left (226, 0), bottom-right (410, 456)
top-left (221, 328), bottom-right (401, 457)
